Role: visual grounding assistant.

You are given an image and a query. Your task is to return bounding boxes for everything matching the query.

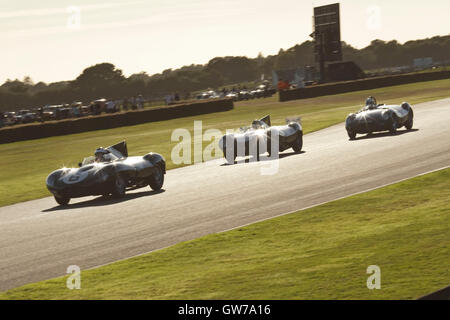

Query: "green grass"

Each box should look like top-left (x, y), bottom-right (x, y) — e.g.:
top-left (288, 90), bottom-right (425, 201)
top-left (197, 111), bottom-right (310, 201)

top-left (1, 78), bottom-right (450, 207)
top-left (2, 168), bottom-right (448, 300)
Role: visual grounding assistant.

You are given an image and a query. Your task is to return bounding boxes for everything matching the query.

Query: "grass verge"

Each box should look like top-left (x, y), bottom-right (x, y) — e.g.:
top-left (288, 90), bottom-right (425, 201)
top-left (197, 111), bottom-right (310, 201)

top-left (1, 78), bottom-right (450, 207)
top-left (1, 167), bottom-right (449, 300)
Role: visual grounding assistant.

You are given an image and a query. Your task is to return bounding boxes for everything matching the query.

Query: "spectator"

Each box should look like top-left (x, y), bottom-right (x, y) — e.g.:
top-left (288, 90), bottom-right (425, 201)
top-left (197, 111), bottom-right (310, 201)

top-left (123, 98), bottom-right (129, 111)
top-left (277, 79), bottom-right (283, 91)
top-left (277, 78), bottom-right (290, 91)
top-left (136, 95), bottom-right (144, 109)
top-left (131, 96), bottom-right (137, 110)
top-left (165, 94), bottom-right (173, 105)
top-left (106, 100), bottom-right (116, 113)
top-left (174, 92), bottom-right (180, 102)
top-left (71, 105), bottom-right (81, 117)
top-left (37, 107), bottom-right (44, 122)
top-left (55, 107), bottom-right (61, 120)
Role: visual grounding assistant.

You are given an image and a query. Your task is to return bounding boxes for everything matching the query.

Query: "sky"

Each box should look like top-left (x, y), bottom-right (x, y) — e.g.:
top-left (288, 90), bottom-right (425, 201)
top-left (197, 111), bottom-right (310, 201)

top-left (1, 0), bottom-right (449, 84)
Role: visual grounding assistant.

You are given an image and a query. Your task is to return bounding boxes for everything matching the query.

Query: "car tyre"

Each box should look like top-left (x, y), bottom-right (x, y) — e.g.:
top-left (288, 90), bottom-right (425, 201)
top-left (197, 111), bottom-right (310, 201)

top-left (111, 175), bottom-right (126, 199)
top-left (292, 132), bottom-right (303, 152)
top-left (267, 139), bottom-right (273, 158)
top-left (149, 165), bottom-right (164, 191)
top-left (390, 116), bottom-right (398, 134)
top-left (405, 112), bottom-right (413, 130)
top-left (223, 141), bottom-right (237, 164)
top-left (54, 195), bottom-right (70, 206)
top-left (255, 138), bottom-right (261, 161)
top-left (347, 130), bottom-right (356, 140)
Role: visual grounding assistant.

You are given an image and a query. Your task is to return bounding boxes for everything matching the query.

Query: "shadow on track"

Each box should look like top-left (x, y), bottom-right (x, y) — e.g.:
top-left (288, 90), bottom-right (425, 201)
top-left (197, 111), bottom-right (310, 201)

top-left (352, 129), bottom-right (419, 141)
top-left (221, 151), bottom-right (306, 166)
top-left (42, 189), bottom-right (165, 212)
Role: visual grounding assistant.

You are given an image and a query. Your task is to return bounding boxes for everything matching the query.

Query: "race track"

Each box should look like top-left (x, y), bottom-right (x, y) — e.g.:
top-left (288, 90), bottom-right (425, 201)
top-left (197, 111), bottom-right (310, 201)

top-left (1, 98), bottom-right (449, 291)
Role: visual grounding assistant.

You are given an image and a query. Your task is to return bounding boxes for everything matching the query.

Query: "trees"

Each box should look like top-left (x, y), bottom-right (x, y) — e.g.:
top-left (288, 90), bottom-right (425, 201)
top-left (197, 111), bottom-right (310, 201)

top-left (73, 63), bottom-right (126, 101)
top-left (1, 35), bottom-right (449, 112)
top-left (206, 56), bottom-right (257, 84)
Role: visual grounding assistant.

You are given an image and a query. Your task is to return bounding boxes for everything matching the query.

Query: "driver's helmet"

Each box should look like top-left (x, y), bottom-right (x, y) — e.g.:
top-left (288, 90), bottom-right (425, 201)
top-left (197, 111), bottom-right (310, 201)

top-left (365, 96), bottom-right (377, 109)
top-left (252, 120), bottom-right (261, 129)
top-left (94, 147), bottom-right (110, 162)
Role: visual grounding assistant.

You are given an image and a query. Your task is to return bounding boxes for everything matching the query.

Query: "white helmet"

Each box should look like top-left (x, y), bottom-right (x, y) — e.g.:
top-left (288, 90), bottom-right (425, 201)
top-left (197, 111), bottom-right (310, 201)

top-left (365, 96), bottom-right (377, 109)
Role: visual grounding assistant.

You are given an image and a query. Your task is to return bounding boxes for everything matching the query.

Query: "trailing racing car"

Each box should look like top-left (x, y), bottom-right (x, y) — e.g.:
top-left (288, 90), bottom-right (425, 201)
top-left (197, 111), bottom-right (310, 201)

top-left (218, 115), bottom-right (303, 162)
top-left (46, 141), bottom-right (165, 206)
top-left (345, 96), bottom-right (414, 140)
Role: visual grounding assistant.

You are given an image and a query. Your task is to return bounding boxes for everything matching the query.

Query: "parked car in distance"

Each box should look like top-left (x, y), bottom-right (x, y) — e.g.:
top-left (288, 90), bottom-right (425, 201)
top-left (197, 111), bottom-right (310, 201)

top-left (16, 109), bottom-right (37, 124)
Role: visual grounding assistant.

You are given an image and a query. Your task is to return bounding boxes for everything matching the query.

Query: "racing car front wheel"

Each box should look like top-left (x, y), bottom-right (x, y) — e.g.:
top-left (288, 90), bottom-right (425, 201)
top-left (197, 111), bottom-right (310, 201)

top-left (54, 195), bottom-right (70, 206)
top-left (223, 142), bottom-right (237, 163)
top-left (389, 116), bottom-right (398, 134)
top-left (111, 176), bottom-right (126, 198)
top-left (347, 130), bottom-right (356, 140)
top-left (149, 165), bottom-right (164, 191)
top-left (292, 133), bottom-right (303, 153)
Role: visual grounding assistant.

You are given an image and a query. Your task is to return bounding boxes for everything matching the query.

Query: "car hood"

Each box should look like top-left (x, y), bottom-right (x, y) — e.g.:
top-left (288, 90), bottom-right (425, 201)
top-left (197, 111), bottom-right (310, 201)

top-left (354, 109), bottom-right (384, 121)
top-left (219, 125), bottom-right (298, 150)
top-left (47, 163), bottom-right (113, 188)
top-left (59, 165), bottom-right (98, 184)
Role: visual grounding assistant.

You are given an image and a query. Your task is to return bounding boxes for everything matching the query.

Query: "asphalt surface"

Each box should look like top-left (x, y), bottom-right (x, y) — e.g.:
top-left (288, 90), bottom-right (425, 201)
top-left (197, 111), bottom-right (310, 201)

top-left (1, 98), bottom-right (449, 291)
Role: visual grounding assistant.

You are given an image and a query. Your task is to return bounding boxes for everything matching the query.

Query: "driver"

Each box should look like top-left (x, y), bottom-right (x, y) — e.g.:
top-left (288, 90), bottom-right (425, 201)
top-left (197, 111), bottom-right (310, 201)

top-left (252, 120), bottom-right (261, 129)
top-left (365, 96), bottom-right (378, 109)
top-left (94, 147), bottom-right (110, 162)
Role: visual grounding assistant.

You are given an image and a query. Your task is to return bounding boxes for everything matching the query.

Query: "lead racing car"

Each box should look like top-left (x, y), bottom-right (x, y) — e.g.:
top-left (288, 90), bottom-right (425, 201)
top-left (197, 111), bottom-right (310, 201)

top-left (218, 115), bottom-right (303, 162)
top-left (345, 96), bottom-right (414, 140)
top-left (46, 141), bottom-right (166, 206)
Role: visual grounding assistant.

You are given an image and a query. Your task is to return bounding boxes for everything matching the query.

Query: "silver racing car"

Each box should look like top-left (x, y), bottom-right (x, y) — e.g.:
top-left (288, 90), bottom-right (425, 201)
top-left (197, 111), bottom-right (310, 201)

top-left (218, 115), bottom-right (303, 162)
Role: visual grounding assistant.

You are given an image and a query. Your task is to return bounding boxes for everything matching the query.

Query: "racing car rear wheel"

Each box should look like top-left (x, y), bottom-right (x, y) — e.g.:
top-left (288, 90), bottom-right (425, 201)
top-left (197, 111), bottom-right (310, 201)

top-left (111, 175), bottom-right (126, 198)
top-left (54, 195), bottom-right (70, 206)
top-left (405, 112), bottom-right (413, 130)
top-left (149, 165), bottom-right (164, 191)
top-left (292, 133), bottom-right (303, 153)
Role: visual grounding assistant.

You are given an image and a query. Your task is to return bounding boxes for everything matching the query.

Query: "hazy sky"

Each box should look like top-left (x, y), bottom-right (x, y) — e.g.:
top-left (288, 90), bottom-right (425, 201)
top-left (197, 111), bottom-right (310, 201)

top-left (1, 0), bottom-right (449, 83)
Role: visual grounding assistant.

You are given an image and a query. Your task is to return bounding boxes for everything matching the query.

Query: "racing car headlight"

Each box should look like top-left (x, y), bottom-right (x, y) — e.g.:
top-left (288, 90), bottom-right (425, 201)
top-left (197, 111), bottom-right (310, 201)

top-left (346, 115), bottom-right (355, 126)
top-left (382, 111), bottom-right (390, 120)
top-left (46, 169), bottom-right (68, 187)
top-left (46, 172), bottom-right (59, 187)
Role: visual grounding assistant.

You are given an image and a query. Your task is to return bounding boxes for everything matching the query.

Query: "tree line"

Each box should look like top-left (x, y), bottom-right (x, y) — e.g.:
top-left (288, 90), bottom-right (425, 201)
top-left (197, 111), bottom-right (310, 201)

top-left (1, 35), bottom-right (449, 112)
